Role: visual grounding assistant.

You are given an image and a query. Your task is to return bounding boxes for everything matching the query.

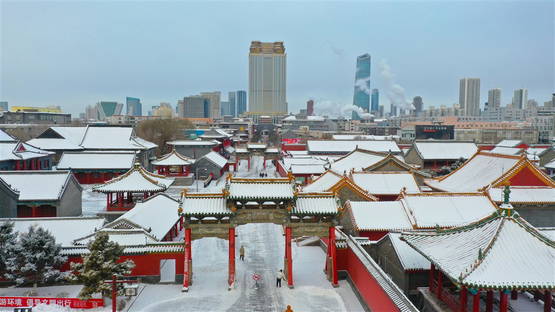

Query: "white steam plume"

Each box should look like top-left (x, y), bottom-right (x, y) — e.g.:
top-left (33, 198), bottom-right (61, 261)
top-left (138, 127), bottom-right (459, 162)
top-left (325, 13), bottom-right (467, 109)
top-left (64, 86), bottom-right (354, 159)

top-left (379, 59), bottom-right (415, 111)
top-left (314, 100), bottom-right (373, 120)
top-left (354, 77), bottom-right (371, 95)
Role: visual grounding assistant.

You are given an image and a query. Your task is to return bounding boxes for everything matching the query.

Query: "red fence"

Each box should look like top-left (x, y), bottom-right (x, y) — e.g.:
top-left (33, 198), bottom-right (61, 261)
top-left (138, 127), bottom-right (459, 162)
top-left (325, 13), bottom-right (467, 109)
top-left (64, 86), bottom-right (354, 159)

top-left (0, 297), bottom-right (104, 309)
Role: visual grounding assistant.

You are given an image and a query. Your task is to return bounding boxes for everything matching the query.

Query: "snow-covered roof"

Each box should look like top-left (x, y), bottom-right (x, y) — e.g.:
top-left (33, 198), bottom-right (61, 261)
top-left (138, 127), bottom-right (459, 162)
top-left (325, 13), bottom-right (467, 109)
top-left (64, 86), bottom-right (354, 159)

top-left (0, 142), bottom-right (53, 161)
top-left (540, 228), bottom-right (555, 241)
top-left (0, 129), bottom-right (16, 142)
top-left (1, 217), bottom-right (105, 246)
top-left (199, 128), bottom-right (232, 139)
top-left (348, 201), bottom-right (413, 231)
top-left (247, 143), bottom-right (267, 149)
top-left (402, 212), bottom-right (555, 289)
top-left (302, 171), bottom-right (343, 192)
top-left (166, 140), bottom-right (218, 146)
top-left (93, 163), bottom-right (174, 193)
top-left (351, 172), bottom-right (420, 195)
top-left (108, 194), bottom-right (180, 240)
top-left (180, 194), bottom-right (231, 216)
top-left (425, 152), bottom-right (522, 192)
top-left (290, 164), bottom-right (326, 175)
top-left (281, 157), bottom-right (328, 171)
top-left (413, 141), bottom-right (478, 160)
top-left (488, 146), bottom-right (522, 156)
top-left (293, 194), bottom-right (339, 215)
top-left (387, 233), bottom-right (430, 271)
top-left (545, 159), bottom-right (555, 169)
top-left (282, 115), bottom-right (296, 121)
top-left (0, 171), bottom-right (73, 201)
top-left (74, 228), bottom-right (159, 246)
top-left (50, 127), bottom-right (88, 145)
top-left (401, 193), bottom-right (497, 229)
top-left (265, 147), bottom-right (279, 153)
top-left (37, 126), bottom-right (156, 151)
top-left (307, 140), bottom-right (401, 154)
top-left (57, 152), bottom-right (136, 170)
top-left (201, 151), bottom-right (227, 168)
top-left (151, 150), bottom-right (193, 166)
top-left (496, 139), bottom-right (522, 147)
top-left (26, 138), bottom-right (84, 151)
top-left (488, 186), bottom-right (555, 203)
top-left (525, 147), bottom-right (549, 161)
top-left (227, 178), bottom-right (295, 200)
top-left (62, 242), bottom-right (183, 256)
top-left (332, 134), bottom-right (399, 140)
top-left (328, 149), bottom-right (388, 173)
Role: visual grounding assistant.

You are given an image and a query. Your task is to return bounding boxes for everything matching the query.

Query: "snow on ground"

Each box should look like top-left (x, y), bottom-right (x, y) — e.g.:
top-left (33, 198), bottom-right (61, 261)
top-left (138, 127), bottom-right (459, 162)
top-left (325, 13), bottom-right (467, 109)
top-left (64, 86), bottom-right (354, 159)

top-left (81, 185), bottom-right (106, 216)
top-left (128, 223), bottom-right (365, 312)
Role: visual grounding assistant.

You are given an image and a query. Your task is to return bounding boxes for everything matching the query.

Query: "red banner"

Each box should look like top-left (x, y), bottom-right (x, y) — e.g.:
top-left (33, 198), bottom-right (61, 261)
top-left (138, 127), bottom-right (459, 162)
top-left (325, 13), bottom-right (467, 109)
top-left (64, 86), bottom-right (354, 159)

top-left (281, 138), bottom-right (302, 144)
top-left (0, 297), bottom-right (104, 309)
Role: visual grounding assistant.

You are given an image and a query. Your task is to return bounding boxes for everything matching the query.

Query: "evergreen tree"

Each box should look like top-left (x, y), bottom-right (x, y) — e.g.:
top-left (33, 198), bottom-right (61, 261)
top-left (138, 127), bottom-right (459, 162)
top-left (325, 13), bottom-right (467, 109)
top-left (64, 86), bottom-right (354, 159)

top-left (70, 232), bottom-right (135, 299)
top-left (0, 222), bottom-right (17, 274)
top-left (4, 225), bottom-right (67, 287)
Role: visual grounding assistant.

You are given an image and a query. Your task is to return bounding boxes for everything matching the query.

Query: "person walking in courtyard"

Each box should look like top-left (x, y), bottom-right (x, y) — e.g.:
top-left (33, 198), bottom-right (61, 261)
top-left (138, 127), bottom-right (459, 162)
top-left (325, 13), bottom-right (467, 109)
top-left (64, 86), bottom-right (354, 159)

top-left (284, 305), bottom-right (293, 312)
top-left (239, 245), bottom-right (245, 261)
top-left (276, 269), bottom-right (284, 287)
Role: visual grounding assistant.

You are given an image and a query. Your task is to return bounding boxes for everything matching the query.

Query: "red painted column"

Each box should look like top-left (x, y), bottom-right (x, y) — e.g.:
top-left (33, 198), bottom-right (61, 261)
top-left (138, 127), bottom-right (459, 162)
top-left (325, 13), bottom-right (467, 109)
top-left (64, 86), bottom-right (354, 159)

top-left (460, 287), bottom-right (468, 312)
top-left (247, 157), bottom-right (251, 170)
top-left (545, 291), bottom-right (552, 312)
top-left (472, 291), bottom-right (480, 312)
top-left (328, 226), bottom-right (339, 287)
top-left (511, 290), bottom-right (518, 300)
top-left (437, 271), bottom-right (443, 300)
top-left (183, 228), bottom-right (192, 291)
top-left (263, 157), bottom-right (266, 169)
top-left (486, 290), bottom-right (494, 312)
top-left (106, 194), bottom-right (110, 209)
top-left (499, 290), bottom-right (508, 312)
top-left (429, 264), bottom-right (435, 293)
top-left (285, 226), bottom-right (293, 288)
top-left (118, 193), bottom-right (123, 209)
top-left (228, 227), bottom-right (235, 288)
top-left (31, 206), bottom-right (38, 218)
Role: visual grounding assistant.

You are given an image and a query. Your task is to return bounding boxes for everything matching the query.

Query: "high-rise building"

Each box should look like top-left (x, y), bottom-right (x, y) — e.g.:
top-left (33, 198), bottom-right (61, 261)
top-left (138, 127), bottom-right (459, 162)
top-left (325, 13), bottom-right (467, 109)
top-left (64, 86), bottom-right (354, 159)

top-left (228, 92), bottom-right (236, 117)
top-left (0, 101), bottom-right (8, 111)
top-left (85, 105), bottom-right (98, 120)
top-left (412, 96), bottom-right (423, 114)
top-left (306, 100), bottom-right (314, 116)
top-left (126, 97), bottom-right (142, 116)
top-left (248, 41), bottom-right (287, 114)
top-left (459, 78), bottom-right (481, 116)
top-left (236, 90), bottom-right (247, 116)
top-left (178, 96), bottom-right (210, 118)
top-left (371, 89), bottom-right (379, 113)
top-left (221, 101), bottom-right (231, 116)
top-left (513, 89), bottom-right (528, 109)
top-left (488, 89), bottom-right (502, 110)
top-left (352, 54), bottom-right (371, 119)
top-left (96, 101), bottom-right (123, 120)
top-left (200, 92), bottom-right (221, 118)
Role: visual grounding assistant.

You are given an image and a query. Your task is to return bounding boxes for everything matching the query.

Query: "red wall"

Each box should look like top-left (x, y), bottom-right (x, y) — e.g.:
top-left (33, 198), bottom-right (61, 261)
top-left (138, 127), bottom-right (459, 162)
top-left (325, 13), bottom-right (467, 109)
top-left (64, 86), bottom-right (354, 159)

top-left (358, 230), bottom-right (389, 241)
top-left (281, 144), bottom-right (307, 152)
top-left (336, 247), bottom-right (400, 311)
top-left (63, 253), bottom-right (184, 277)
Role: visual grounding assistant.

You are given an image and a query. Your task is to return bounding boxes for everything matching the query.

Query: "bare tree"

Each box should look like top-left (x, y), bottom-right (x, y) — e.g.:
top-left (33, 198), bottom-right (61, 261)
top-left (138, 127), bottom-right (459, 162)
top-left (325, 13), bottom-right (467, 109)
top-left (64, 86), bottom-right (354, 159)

top-left (135, 119), bottom-right (193, 155)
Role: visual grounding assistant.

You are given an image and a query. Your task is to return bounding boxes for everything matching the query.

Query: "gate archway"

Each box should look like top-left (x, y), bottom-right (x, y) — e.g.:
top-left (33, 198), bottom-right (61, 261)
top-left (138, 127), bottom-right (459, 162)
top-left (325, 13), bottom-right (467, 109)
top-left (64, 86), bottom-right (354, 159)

top-left (178, 174), bottom-right (340, 292)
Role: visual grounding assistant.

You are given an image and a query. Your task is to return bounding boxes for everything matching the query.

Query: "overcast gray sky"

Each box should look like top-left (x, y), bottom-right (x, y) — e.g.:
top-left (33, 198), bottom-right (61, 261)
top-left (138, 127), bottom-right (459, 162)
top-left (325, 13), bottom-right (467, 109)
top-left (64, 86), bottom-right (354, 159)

top-left (1, 0), bottom-right (553, 116)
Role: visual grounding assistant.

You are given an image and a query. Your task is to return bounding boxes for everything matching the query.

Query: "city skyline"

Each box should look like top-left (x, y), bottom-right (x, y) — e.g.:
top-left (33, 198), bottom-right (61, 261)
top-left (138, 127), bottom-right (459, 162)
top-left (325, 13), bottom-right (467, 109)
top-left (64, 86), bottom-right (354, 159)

top-left (1, 1), bottom-right (553, 116)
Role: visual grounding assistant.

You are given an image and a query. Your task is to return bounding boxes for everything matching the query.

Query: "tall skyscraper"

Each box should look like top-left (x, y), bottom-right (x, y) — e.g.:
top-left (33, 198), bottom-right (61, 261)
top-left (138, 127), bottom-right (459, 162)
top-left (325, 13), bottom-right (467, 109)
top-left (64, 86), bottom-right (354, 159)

top-left (178, 96), bottom-right (210, 118)
top-left (459, 78), bottom-right (481, 116)
top-left (487, 88), bottom-right (502, 110)
top-left (228, 92), bottom-right (236, 117)
top-left (126, 97), bottom-right (142, 116)
top-left (0, 101), bottom-right (8, 111)
top-left (352, 54), bottom-right (371, 119)
top-left (248, 41), bottom-right (287, 114)
top-left (513, 89), bottom-right (528, 109)
top-left (412, 96), bottom-right (423, 113)
top-left (96, 101), bottom-right (123, 120)
top-left (371, 89), bottom-right (379, 113)
top-left (306, 100), bottom-right (314, 116)
top-left (200, 91), bottom-right (221, 118)
top-left (236, 90), bottom-right (247, 116)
